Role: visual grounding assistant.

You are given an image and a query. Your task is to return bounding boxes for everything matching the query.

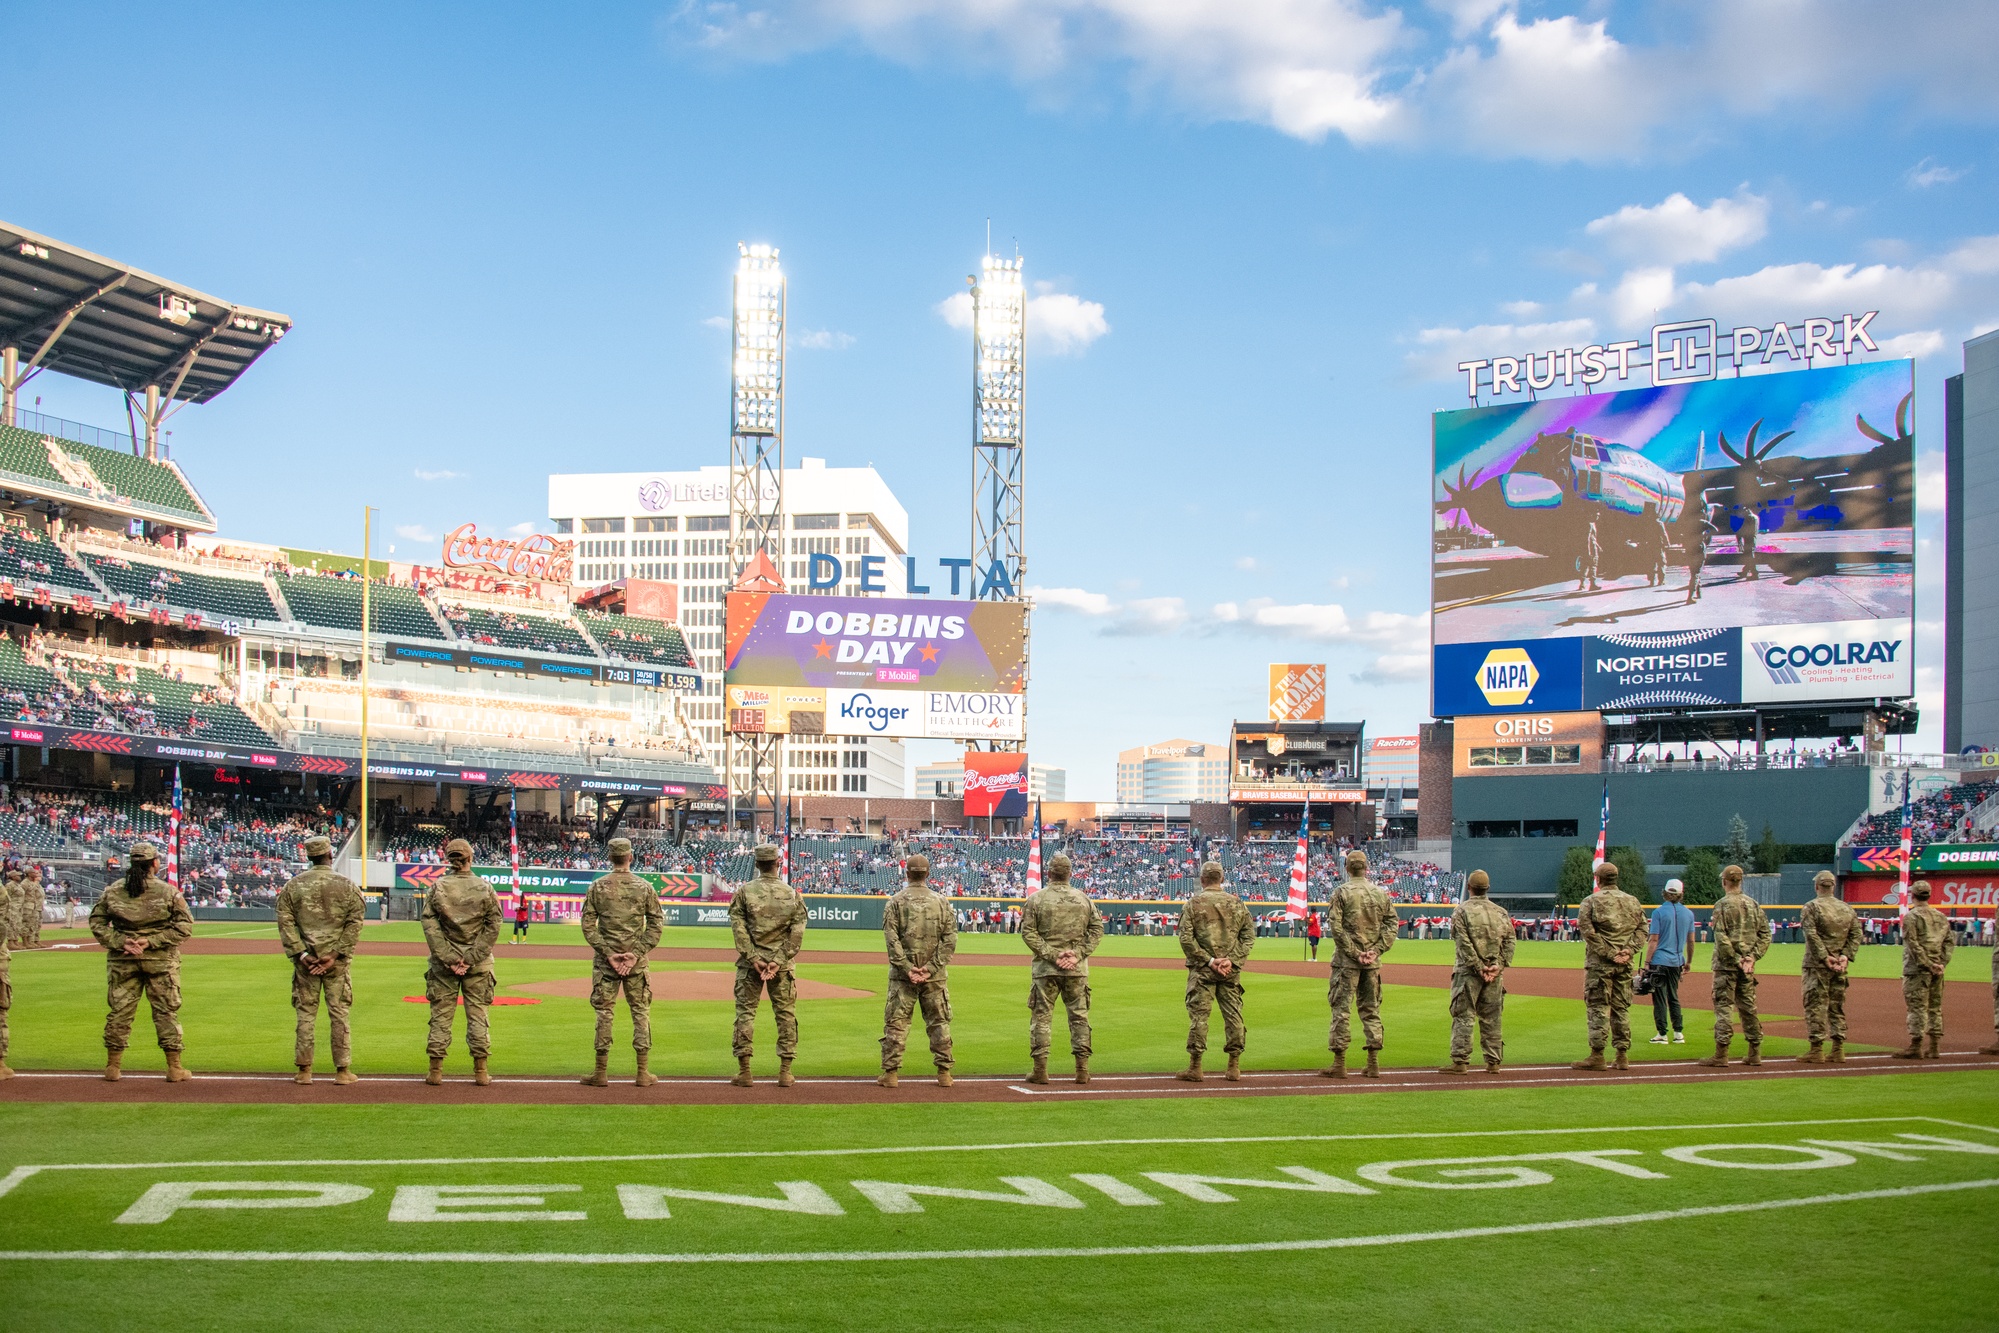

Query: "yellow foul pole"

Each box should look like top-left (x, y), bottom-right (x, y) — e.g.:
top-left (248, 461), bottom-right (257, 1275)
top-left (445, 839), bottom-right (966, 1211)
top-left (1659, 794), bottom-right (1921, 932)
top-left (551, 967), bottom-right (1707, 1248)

top-left (360, 506), bottom-right (372, 895)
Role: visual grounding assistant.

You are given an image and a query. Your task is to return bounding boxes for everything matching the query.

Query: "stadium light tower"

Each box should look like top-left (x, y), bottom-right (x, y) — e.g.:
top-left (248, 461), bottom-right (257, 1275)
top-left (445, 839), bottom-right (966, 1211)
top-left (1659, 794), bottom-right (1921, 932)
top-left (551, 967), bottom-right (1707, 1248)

top-left (727, 242), bottom-right (786, 833)
top-left (970, 252), bottom-right (1026, 753)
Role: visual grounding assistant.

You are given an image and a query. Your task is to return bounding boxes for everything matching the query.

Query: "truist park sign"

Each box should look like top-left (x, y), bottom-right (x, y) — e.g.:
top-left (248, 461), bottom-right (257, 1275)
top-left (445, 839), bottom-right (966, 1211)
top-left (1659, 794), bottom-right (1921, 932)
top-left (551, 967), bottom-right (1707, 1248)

top-left (1456, 311), bottom-right (1882, 400)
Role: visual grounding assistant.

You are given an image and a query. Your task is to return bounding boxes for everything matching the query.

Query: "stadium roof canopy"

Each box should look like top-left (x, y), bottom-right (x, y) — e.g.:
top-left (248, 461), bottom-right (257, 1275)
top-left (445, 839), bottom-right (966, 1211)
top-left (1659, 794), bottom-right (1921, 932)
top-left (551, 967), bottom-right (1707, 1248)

top-left (0, 220), bottom-right (291, 405)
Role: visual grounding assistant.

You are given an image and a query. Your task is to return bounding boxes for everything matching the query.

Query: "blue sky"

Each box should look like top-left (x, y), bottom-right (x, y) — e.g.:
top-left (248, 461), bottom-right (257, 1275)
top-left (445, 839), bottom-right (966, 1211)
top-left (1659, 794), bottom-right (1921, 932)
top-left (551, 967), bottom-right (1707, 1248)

top-left (9, 1), bottom-right (1996, 796)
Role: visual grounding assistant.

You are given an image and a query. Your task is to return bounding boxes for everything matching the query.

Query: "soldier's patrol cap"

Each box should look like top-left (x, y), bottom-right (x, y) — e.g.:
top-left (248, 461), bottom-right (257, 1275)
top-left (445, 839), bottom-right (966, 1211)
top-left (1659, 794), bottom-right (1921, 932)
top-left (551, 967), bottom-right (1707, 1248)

top-left (607, 837), bottom-right (633, 858)
top-left (906, 853), bottom-right (930, 876)
top-left (753, 843), bottom-right (781, 865)
top-left (129, 841), bottom-right (159, 863)
top-left (444, 838), bottom-right (474, 860)
top-left (1594, 861), bottom-right (1619, 883)
top-left (1910, 880), bottom-right (1931, 899)
top-left (1466, 869), bottom-right (1490, 893)
top-left (1813, 870), bottom-right (1836, 891)
top-left (1345, 850), bottom-right (1369, 874)
top-left (1201, 860), bottom-right (1224, 883)
top-left (1046, 852), bottom-right (1072, 877)
top-left (303, 834), bottom-right (334, 858)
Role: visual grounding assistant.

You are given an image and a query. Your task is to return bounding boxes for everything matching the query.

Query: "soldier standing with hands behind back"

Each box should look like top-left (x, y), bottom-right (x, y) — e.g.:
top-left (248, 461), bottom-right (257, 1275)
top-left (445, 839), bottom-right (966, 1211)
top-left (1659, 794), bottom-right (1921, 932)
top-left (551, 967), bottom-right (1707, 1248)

top-left (1700, 864), bottom-right (1771, 1068)
top-left (1322, 850), bottom-right (1395, 1079)
top-left (276, 834), bottom-right (365, 1085)
top-left (1021, 852), bottom-right (1104, 1085)
top-left (730, 844), bottom-right (807, 1088)
top-left (90, 842), bottom-right (194, 1082)
top-left (878, 853), bottom-right (957, 1089)
top-left (1798, 869), bottom-right (1862, 1064)
top-left (1440, 869), bottom-right (1513, 1075)
top-left (1177, 860), bottom-right (1253, 1083)
top-left (421, 838), bottom-right (503, 1086)
top-left (580, 837), bottom-right (663, 1088)
top-left (0, 872), bottom-right (13, 1080)
top-left (1571, 861), bottom-right (1646, 1071)
top-left (1892, 881), bottom-right (1954, 1060)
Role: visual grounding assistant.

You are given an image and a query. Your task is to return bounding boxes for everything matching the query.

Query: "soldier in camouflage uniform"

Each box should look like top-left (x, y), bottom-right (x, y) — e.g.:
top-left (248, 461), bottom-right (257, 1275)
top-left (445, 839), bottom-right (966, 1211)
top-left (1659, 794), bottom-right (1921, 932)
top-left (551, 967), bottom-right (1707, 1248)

top-left (1891, 882), bottom-right (1954, 1060)
top-left (1571, 861), bottom-right (1646, 1071)
top-left (1021, 852), bottom-right (1104, 1085)
top-left (420, 838), bottom-right (503, 1086)
top-left (729, 843), bottom-right (808, 1088)
top-left (0, 871), bottom-right (13, 1079)
top-left (1440, 869), bottom-right (1514, 1074)
top-left (878, 853), bottom-right (957, 1088)
top-left (89, 842), bottom-right (195, 1082)
top-left (2, 868), bottom-right (21, 949)
top-left (580, 837), bottom-right (663, 1088)
top-left (15, 868), bottom-right (44, 949)
top-left (276, 835), bottom-right (366, 1085)
top-left (1177, 861), bottom-right (1253, 1083)
top-left (1322, 850), bottom-right (1395, 1079)
top-left (1984, 926), bottom-right (1999, 1058)
top-left (1798, 869), bottom-right (1862, 1064)
top-left (1699, 864), bottom-right (1772, 1068)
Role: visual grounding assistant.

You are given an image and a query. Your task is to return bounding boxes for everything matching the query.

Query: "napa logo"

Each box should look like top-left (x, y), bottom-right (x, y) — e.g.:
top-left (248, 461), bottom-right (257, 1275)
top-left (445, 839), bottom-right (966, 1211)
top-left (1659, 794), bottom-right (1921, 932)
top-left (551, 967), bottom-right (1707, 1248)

top-left (1477, 647), bottom-right (1540, 707)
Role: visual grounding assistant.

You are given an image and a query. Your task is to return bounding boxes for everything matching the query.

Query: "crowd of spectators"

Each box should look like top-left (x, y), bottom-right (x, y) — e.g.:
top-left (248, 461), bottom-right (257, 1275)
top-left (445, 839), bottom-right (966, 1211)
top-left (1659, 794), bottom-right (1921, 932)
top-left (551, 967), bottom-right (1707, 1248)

top-left (1848, 778), bottom-right (1995, 850)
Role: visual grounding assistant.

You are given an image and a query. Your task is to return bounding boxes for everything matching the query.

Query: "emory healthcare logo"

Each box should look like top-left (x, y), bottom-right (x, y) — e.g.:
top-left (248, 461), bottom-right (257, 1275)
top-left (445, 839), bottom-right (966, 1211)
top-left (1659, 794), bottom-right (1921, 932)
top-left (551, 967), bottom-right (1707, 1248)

top-left (1477, 647), bottom-right (1539, 708)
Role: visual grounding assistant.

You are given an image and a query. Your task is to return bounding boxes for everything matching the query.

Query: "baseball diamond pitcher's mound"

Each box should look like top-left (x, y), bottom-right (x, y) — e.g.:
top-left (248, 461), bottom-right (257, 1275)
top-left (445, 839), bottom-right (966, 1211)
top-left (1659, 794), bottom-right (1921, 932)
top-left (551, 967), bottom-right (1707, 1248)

top-left (509, 970), bottom-right (874, 1002)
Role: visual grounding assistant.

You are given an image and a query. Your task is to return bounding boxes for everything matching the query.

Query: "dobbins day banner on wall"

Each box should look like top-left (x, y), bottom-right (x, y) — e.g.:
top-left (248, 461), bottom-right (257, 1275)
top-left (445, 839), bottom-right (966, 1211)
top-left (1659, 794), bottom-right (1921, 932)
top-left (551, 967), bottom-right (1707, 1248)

top-left (725, 592), bottom-right (1027, 739)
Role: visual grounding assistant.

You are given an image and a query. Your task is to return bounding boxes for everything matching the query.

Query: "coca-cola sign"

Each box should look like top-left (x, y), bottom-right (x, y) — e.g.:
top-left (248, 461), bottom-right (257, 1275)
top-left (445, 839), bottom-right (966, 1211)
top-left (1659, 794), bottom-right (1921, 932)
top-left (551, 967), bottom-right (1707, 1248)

top-left (441, 523), bottom-right (574, 583)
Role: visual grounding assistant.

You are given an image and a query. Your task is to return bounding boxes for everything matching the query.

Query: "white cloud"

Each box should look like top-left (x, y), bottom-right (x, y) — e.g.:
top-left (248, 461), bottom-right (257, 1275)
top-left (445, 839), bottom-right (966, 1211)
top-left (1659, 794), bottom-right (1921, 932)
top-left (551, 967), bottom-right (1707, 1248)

top-left (1234, 555), bottom-right (1258, 571)
top-left (1916, 457), bottom-right (1946, 513)
top-left (506, 521), bottom-right (542, 537)
top-left (1908, 157), bottom-right (1968, 188)
top-left (1032, 586), bottom-right (1113, 616)
top-left (1352, 652), bottom-right (1429, 685)
top-left (412, 468), bottom-right (465, 482)
top-left (1672, 260), bottom-right (1960, 325)
top-left (1208, 599), bottom-right (1427, 649)
top-left (1427, 13), bottom-right (1653, 160)
top-left (1404, 316), bottom-right (1595, 380)
top-left (1606, 265), bottom-right (1677, 326)
top-left (395, 524), bottom-right (437, 543)
top-left (1584, 191), bottom-right (1769, 265)
top-left (937, 286), bottom-right (1110, 354)
top-left (936, 291), bottom-right (973, 331)
top-left (793, 328), bottom-right (856, 350)
top-left (702, 314), bottom-right (729, 330)
top-left (1029, 585), bottom-right (1186, 634)
top-left (1501, 299), bottom-right (1543, 318)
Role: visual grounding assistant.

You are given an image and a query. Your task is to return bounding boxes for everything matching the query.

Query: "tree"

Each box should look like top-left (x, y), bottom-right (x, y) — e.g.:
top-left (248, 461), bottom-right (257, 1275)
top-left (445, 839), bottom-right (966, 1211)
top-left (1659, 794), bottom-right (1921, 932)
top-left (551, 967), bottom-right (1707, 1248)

top-left (1752, 822), bottom-right (1784, 874)
top-left (1723, 814), bottom-right (1752, 870)
top-left (1557, 846), bottom-right (1594, 906)
top-left (1610, 844), bottom-right (1653, 903)
top-left (1683, 848), bottom-right (1723, 904)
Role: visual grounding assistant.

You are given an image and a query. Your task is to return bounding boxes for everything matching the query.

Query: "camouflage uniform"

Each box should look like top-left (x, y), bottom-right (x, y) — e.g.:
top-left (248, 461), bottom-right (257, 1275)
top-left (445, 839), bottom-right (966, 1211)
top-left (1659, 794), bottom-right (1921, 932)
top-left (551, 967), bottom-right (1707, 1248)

top-left (1326, 871), bottom-right (1396, 1053)
top-left (276, 863), bottom-right (366, 1068)
top-left (1799, 890), bottom-right (1863, 1045)
top-left (1709, 891), bottom-right (1771, 1049)
top-left (89, 873), bottom-right (195, 1053)
top-left (581, 867), bottom-right (663, 1054)
top-left (1021, 882), bottom-right (1104, 1059)
top-left (0, 877), bottom-right (13, 1070)
top-left (880, 879), bottom-right (957, 1072)
top-left (1177, 883), bottom-right (1253, 1057)
top-left (1450, 895), bottom-right (1515, 1066)
top-left (13, 873), bottom-right (44, 947)
top-left (2, 872), bottom-right (20, 948)
top-left (729, 868), bottom-right (808, 1059)
top-left (1577, 885), bottom-right (1647, 1052)
top-left (1900, 903), bottom-right (1955, 1040)
top-left (420, 868), bottom-right (503, 1058)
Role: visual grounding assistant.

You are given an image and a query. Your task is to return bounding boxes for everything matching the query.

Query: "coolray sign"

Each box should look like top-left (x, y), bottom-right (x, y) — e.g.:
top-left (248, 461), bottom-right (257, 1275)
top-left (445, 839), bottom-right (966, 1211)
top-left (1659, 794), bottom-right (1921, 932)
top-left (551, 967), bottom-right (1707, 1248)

top-left (440, 523), bottom-right (574, 583)
top-left (923, 690), bottom-right (1024, 740)
top-left (1742, 619), bottom-right (1910, 703)
top-left (1455, 312), bottom-right (1881, 401)
top-left (1584, 628), bottom-right (1740, 710)
top-left (964, 751), bottom-right (1029, 818)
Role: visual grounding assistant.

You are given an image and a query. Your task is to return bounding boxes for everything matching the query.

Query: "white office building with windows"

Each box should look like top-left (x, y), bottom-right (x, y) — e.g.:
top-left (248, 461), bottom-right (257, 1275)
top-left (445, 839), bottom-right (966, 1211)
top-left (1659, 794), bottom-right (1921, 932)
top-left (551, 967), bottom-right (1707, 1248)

top-left (548, 458), bottom-right (910, 799)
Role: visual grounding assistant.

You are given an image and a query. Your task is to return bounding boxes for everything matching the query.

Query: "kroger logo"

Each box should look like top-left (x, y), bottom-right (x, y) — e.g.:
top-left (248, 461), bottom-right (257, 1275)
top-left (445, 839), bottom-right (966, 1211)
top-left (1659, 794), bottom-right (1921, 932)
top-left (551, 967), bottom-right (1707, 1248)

top-left (837, 692), bottom-right (912, 732)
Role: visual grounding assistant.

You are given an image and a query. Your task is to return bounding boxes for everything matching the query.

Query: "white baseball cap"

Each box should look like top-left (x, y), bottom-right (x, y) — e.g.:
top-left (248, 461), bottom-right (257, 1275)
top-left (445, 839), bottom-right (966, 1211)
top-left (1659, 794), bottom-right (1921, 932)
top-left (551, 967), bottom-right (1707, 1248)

top-left (1664, 879), bottom-right (1685, 898)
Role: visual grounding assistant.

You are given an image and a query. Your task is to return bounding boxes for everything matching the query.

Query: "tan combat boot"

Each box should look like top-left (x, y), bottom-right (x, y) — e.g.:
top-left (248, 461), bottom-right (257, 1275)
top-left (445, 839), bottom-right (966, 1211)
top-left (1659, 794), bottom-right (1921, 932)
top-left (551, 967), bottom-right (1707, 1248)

top-left (1742, 1043), bottom-right (1761, 1067)
top-left (1176, 1054), bottom-right (1204, 1083)
top-left (426, 1056), bottom-right (445, 1086)
top-left (295, 1065), bottom-right (314, 1086)
top-left (877, 1070), bottom-right (899, 1089)
top-left (1924, 1034), bottom-right (1942, 1060)
top-left (1801, 1041), bottom-right (1824, 1064)
top-left (1571, 1048), bottom-right (1607, 1070)
top-left (0, 1061), bottom-right (12, 1080)
top-left (731, 1056), bottom-right (755, 1088)
top-left (581, 1053), bottom-right (610, 1088)
top-left (1828, 1041), bottom-right (1845, 1063)
top-left (1362, 1049), bottom-right (1381, 1079)
top-left (472, 1056), bottom-right (492, 1086)
top-left (1074, 1056), bottom-right (1091, 1085)
top-left (1321, 1052), bottom-right (1347, 1079)
top-left (334, 1067), bottom-right (358, 1085)
top-left (936, 1069), bottom-right (953, 1088)
top-left (1612, 1049), bottom-right (1629, 1071)
top-left (1484, 1060), bottom-right (1502, 1074)
top-left (1890, 1039), bottom-right (1922, 1059)
top-left (1225, 1054), bottom-right (1241, 1083)
top-left (103, 1049), bottom-right (123, 1082)
top-left (634, 1052), bottom-right (656, 1088)
top-left (1437, 1060), bottom-right (1469, 1075)
top-left (164, 1052), bottom-right (191, 1083)
top-left (1697, 1041), bottom-right (1730, 1068)
top-left (777, 1058), bottom-right (795, 1088)
top-left (1027, 1055), bottom-right (1049, 1085)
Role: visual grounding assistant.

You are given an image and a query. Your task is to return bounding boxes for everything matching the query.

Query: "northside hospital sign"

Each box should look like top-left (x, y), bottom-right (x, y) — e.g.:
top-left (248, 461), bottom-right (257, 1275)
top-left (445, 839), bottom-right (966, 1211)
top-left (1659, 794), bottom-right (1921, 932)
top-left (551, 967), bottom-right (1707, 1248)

top-left (1455, 311), bottom-right (1883, 400)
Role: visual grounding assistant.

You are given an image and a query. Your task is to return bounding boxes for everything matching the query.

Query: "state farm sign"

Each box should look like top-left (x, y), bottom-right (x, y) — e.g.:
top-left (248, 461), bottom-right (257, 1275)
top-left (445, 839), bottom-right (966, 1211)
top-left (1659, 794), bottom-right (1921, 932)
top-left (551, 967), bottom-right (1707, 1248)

top-left (441, 524), bottom-right (574, 583)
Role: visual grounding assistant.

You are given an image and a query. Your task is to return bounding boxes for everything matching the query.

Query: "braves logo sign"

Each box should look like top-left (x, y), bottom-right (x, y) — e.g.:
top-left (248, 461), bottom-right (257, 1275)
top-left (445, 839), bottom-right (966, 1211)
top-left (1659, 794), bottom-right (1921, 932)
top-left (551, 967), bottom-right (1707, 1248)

top-left (441, 523), bottom-right (575, 583)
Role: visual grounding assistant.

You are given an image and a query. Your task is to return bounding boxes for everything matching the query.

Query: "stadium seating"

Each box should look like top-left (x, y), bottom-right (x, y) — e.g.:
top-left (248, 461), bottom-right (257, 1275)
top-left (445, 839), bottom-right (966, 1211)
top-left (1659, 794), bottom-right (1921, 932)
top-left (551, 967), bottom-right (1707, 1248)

top-left (275, 573), bottom-right (448, 640)
top-left (81, 552), bottom-right (280, 623)
top-left (266, 676), bottom-right (698, 760)
top-left (1847, 778), bottom-right (1996, 851)
top-left (439, 602), bottom-right (594, 656)
top-left (578, 611), bottom-right (698, 668)
top-left (0, 424), bottom-right (207, 525)
top-left (6, 641), bottom-right (276, 746)
top-left (0, 525), bottom-right (102, 596)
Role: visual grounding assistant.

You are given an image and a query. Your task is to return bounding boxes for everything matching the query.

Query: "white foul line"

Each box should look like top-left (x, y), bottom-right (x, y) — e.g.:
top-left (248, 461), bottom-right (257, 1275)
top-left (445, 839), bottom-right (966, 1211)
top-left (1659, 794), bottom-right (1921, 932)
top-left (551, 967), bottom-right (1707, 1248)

top-left (1, 1178), bottom-right (1991, 1265)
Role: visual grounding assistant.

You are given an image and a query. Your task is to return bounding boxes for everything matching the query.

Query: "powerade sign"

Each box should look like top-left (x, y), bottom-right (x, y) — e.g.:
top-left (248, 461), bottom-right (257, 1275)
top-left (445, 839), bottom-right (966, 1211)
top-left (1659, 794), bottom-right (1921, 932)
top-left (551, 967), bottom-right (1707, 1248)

top-left (1433, 639), bottom-right (1582, 716)
top-left (1584, 628), bottom-right (1739, 709)
top-left (385, 640), bottom-right (698, 691)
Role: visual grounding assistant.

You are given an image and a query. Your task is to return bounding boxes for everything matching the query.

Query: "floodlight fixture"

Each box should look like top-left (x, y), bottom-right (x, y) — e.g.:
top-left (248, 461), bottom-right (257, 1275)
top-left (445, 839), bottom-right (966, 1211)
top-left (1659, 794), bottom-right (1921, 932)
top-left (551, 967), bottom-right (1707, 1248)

top-left (972, 254), bottom-right (1024, 447)
top-left (731, 243), bottom-right (784, 438)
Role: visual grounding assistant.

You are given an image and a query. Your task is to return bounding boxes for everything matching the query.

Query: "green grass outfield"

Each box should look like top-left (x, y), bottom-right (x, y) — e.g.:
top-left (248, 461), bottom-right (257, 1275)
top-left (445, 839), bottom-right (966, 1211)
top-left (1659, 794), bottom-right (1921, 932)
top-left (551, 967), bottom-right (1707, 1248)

top-left (8, 925), bottom-right (1991, 1078)
top-left (1, 1073), bottom-right (1996, 1331)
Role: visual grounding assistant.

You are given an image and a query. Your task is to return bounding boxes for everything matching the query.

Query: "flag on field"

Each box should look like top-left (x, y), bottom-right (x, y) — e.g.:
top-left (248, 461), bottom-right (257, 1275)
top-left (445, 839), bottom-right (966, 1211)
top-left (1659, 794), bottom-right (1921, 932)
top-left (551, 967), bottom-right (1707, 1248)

top-left (1592, 777), bottom-right (1610, 872)
top-left (780, 798), bottom-right (792, 881)
top-left (1896, 769), bottom-right (1912, 916)
top-left (165, 767), bottom-right (183, 891)
top-left (1025, 798), bottom-right (1043, 894)
top-left (508, 787), bottom-right (521, 899)
top-left (1285, 801), bottom-right (1310, 919)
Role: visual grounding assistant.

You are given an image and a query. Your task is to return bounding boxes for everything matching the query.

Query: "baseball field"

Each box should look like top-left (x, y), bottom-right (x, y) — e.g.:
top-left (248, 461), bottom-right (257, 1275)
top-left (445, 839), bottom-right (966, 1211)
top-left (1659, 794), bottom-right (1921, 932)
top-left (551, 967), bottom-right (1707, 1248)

top-left (3, 923), bottom-right (1996, 1330)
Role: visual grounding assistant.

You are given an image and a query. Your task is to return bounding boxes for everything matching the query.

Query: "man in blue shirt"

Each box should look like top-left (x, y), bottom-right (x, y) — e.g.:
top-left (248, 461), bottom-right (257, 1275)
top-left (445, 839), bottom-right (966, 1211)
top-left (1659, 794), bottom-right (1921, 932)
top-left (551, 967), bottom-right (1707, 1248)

top-left (1645, 880), bottom-right (1696, 1044)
